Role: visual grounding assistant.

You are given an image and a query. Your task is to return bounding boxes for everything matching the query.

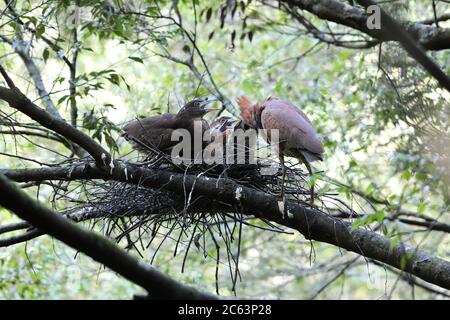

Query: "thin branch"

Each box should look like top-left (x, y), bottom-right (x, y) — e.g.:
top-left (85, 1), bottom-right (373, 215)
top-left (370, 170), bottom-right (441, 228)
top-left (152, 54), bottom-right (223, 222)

top-left (0, 1), bottom-right (61, 118)
top-left (69, 3), bottom-right (79, 128)
top-left (2, 161), bottom-right (450, 290)
top-left (356, 0), bottom-right (450, 92)
top-left (280, 0), bottom-right (450, 51)
top-left (420, 12), bottom-right (450, 25)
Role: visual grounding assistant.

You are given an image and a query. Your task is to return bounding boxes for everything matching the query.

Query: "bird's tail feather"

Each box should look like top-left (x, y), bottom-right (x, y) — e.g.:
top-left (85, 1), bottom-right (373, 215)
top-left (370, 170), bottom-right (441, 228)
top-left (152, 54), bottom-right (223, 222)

top-left (303, 150), bottom-right (323, 163)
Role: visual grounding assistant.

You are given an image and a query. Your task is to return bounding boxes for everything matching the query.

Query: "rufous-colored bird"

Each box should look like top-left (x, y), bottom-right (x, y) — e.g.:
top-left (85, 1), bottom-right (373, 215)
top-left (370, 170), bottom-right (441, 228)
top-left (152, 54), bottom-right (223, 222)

top-left (122, 96), bottom-right (217, 159)
top-left (237, 96), bottom-right (324, 206)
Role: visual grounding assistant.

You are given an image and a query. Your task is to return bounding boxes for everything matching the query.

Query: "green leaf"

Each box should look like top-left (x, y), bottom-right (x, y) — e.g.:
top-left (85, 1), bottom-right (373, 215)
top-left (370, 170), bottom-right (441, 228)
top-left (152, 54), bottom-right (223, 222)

top-left (400, 252), bottom-right (413, 270)
top-left (402, 169), bottom-right (411, 181)
top-left (205, 8), bottom-right (213, 22)
top-left (349, 159), bottom-right (357, 168)
top-left (35, 24), bottom-right (45, 38)
top-left (105, 133), bottom-right (118, 152)
top-left (416, 172), bottom-right (427, 182)
top-left (43, 48), bottom-right (50, 62)
top-left (57, 95), bottom-right (68, 105)
top-left (129, 56), bottom-right (144, 64)
top-left (275, 79), bottom-right (283, 96)
top-left (319, 88), bottom-right (328, 96)
top-left (389, 235), bottom-right (401, 252)
top-left (107, 74), bottom-right (120, 86)
top-left (417, 202), bottom-right (426, 215)
top-left (317, 184), bottom-right (331, 196)
top-left (375, 210), bottom-right (385, 222)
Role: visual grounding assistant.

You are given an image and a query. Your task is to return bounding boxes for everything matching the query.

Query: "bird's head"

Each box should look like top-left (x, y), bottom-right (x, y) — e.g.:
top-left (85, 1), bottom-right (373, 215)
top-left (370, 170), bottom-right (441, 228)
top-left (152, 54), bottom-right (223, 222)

top-left (177, 96), bottom-right (218, 119)
top-left (237, 96), bottom-right (263, 129)
top-left (210, 116), bottom-right (240, 136)
top-left (210, 116), bottom-right (234, 132)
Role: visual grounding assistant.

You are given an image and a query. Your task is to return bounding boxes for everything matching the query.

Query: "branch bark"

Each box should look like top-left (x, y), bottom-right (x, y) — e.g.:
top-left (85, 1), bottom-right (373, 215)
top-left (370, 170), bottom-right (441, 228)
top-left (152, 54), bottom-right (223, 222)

top-left (281, 0), bottom-right (450, 51)
top-left (0, 173), bottom-right (218, 299)
top-left (0, 36), bottom-right (87, 157)
top-left (355, 0), bottom-right (450, 92)
top-left (0, 81), bottom-right (111, 165)
top-left (2, 162), bottom-right (449, 290)
top-left (281, 0), bottom-right (450, 92)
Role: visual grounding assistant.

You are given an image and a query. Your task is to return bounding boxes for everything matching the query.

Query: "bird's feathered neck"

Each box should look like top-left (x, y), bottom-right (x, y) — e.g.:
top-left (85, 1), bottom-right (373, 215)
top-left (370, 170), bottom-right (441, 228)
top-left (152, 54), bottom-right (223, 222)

top-left (237, 96), bottom-right (264, 129)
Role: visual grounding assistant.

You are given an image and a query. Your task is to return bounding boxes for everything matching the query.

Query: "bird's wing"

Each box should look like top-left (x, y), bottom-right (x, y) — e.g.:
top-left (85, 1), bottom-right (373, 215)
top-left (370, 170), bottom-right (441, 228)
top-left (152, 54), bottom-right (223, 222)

top-left (261, 104), bottom-right (324, 157)
top-left (123, 114), bottom-right (176, 132)
top-left (122, 114), bottom-right (178, 150)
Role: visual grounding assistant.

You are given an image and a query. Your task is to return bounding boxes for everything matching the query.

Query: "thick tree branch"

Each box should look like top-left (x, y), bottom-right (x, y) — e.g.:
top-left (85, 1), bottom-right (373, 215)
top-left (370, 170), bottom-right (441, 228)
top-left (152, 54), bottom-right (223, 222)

top-left (281, 0), bottom-right (450, 92)
top-left (0, 173), bottom-right (218, 299)
top-left (2, 162), bottom-right (449, 290)
top-left (281, 0), bottom-right (450, 51)
top-left (0, 37), bottom-right (87, 157)
top-left (356, 0), bottom-right (450, 92)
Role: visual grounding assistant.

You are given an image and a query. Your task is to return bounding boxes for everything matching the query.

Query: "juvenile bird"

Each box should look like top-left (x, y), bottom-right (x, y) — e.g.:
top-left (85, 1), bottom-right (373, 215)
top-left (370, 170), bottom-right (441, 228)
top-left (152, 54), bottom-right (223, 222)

top-left (122, 96), bottom-right (217, 158)
top-left (237, 96), bottom-right (324, 206)
top-left (208, 116), bottom-right (236, 139)
top-left (206, 116), bottom-right (238, 163)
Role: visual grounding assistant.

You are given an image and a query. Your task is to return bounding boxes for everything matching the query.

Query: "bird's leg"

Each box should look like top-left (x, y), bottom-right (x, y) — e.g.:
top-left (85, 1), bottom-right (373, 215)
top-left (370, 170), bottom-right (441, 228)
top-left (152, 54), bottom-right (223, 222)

top-left (280, 154), bottom-right (287, 217)
top-left (303, 158), bottom-right (315, 208)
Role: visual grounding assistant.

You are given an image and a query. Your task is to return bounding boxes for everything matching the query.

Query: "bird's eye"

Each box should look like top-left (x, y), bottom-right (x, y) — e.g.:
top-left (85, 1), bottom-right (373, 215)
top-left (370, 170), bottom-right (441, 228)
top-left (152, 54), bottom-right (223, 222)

top-left (195, 102), bottom-right (200, 107)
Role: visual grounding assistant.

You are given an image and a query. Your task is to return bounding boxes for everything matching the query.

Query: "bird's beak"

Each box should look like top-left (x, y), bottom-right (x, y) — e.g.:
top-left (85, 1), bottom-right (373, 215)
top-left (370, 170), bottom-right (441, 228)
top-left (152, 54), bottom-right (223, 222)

top-left (230, 119), bottom-right (242, 129)
top-left (219, 120), bottom-right (229, 132)
top-left (199, 95), bottom-right (219, 113)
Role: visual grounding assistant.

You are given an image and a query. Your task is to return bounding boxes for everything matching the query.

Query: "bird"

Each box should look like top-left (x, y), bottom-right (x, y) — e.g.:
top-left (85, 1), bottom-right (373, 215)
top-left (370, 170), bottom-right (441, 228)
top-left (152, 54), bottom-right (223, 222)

top-left (122, 96), bottom-right (217, 161)
top-left (237, 96), bottom-right (324, 206)
top-left (205, 116), bottom-right (236, 163)
top-left (208, 116), bottom-right (236, 139)
top-left (206, 116), bottom-right (253, 165)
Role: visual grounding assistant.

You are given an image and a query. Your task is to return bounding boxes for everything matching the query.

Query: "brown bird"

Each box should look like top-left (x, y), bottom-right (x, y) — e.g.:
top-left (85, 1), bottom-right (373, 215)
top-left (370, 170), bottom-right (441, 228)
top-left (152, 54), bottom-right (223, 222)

top-left (205, 116), bottom-right (236, 163)
top-left (237, 96), bottom-right (324, 206)
top-left (122, 96), bottom-right (217, 158)
top-left (206, 116), bottom-right (253, 164)
top-left (208, 116), bottom-right (236, 139)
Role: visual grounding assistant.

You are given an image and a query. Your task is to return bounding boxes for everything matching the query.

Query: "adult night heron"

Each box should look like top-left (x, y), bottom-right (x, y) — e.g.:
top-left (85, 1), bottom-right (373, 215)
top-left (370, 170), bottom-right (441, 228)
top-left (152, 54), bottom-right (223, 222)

top-left (237, 96), bottom-right (324, 206)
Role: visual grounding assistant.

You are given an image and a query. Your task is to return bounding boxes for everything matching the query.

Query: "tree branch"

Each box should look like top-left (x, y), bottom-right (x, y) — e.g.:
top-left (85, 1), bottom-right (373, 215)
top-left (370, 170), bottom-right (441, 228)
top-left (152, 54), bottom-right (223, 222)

top-left (281, 0), bottom-right (450, 51)
top-left (355, 0), bottom-right (450, 92)
top-left (2, 162), bottom-right (449, 290)
top-left (0, 35), bottom-right (87, 157)
top-left (280, 0), bottom-right (450, 91)
top-left (0, 2), bottom-right (61, 118)
top-left (69, 15), bottom-right (79, 128)
top-left (0, 173), bottom-right (218, 299)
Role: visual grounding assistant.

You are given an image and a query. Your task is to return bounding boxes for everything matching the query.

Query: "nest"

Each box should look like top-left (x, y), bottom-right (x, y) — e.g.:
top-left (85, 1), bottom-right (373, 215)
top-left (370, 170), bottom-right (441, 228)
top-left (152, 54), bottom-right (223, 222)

top-left (52, 142), bottom-right (357, 294)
